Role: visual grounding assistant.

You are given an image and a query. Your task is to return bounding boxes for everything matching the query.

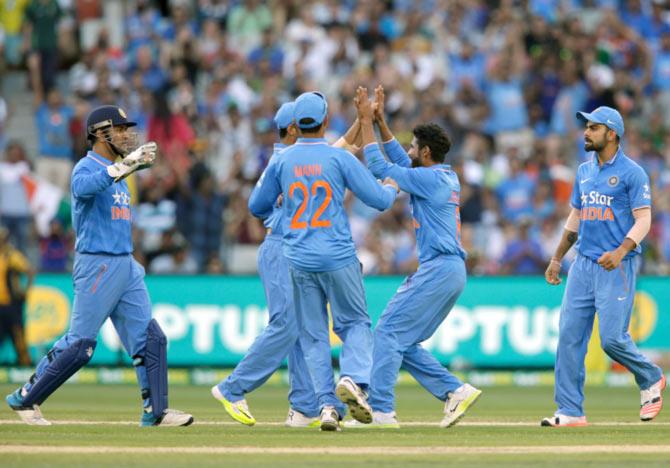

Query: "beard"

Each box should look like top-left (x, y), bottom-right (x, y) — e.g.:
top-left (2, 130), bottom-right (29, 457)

top-left (411, 157), bottom-right (422, 168)
top-left (584, 138), bottom-right (605, 152)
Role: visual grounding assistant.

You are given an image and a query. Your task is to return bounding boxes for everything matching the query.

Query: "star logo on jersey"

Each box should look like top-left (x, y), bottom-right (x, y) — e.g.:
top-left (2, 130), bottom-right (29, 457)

top-left (581, 193), bottom-right (588, 206)
top-left (607, 176), bottom-right (619, 187)
top-left (112, 189), bottom-right (130, 206)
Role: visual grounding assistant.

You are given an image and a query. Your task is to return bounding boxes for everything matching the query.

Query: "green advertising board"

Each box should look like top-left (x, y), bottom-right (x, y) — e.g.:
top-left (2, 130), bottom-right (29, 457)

top-left (0, 274), bottom-right (664, 368)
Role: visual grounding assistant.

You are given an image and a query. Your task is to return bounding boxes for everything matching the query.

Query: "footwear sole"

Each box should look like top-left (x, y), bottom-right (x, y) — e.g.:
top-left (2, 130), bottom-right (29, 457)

top-left (541, 418), bottom-right (588, 427)
top-left (336, 382), bottom-right (372, 424)
top-left (441, 389), bottom-right (482, 428)
top-left (343, 422), bottom-right (400, 429)
top-left (320, 420), bottom-right (340, 431)
top-left (641, 375), bottom-right (666, 422)
top-left (211, 386), bottom-right (255, 426)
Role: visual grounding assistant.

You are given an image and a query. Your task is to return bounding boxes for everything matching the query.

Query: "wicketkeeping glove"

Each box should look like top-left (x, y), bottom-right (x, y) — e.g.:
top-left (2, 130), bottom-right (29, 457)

top-left (107, 142), bottom-right (158, 182)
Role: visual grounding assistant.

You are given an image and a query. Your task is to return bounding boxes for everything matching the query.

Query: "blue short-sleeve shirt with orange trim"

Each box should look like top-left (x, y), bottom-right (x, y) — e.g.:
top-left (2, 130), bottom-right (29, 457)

top-left (570, 148), bottom-right (651, 260)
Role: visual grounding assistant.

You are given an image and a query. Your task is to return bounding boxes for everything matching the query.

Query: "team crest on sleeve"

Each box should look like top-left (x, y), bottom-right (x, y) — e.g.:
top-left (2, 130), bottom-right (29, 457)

top-left (607, 175), bottom-right (619, 187)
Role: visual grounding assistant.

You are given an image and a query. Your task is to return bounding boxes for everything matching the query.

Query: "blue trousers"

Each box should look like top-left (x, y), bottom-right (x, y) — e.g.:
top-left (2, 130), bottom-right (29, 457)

top-left (555, 254), bottom-right (662, 416)
top-left (28, 253), bottom-right (152, 403)
top-left (290, 258), bottom-right (372, 412)
top-left (368, 255), bottom-right (466, 413)
top-left (217, 237), bottom-right (321, 417)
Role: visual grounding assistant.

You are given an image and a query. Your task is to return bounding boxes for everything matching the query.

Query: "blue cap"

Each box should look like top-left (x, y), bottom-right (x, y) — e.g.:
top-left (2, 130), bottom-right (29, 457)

top-left (273, 102), bottom-right (295, 129)
top-left (294, 91), bottom-right (328, 129)
top-left (86, 105), bottom-right (136, 133)
top-left (576, 106), bottom-right (624, 137)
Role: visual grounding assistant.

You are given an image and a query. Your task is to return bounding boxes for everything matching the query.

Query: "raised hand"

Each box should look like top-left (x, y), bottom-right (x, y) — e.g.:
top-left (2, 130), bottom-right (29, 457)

top-left (373, 85), bottom-right (385, 122)
top-left (354, 86), bottom-right (374, 122)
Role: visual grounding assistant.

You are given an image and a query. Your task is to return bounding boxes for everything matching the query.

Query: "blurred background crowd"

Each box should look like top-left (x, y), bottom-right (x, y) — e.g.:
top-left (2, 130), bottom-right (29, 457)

top-left (1, 0), bottom-right (670, 276)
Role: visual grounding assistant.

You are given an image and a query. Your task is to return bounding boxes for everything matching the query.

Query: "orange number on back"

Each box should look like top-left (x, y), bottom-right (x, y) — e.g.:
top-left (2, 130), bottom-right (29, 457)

top-left (288, 180), bottom-right (333, 229)
top-left (311, 180), bottom-right (332, 228)
top-left (289, 181), bottom-right (308, 229)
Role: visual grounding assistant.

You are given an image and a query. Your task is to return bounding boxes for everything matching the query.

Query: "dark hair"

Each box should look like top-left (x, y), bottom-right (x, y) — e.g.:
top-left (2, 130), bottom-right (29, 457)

top-left (298, 118), bottom-right (323, 133)
top-left (279, 128), bottom-right (288, 139)
top-left (412, 123), bottom-right (451, 163)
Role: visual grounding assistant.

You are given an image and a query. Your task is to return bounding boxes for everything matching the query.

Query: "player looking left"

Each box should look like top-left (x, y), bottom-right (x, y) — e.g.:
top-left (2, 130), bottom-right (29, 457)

top-left (5, 105), bottom-right (193, 427)
top-left (347, 86), bottom-right (482, 429)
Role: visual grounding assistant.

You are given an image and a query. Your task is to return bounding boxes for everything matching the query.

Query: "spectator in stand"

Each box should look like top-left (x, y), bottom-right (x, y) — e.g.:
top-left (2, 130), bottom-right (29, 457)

top-left (0, 141), bottom-right (33, 253)
top-left (0, 0), bottom-right (29, 68)
top-left (23, 0), bottom-right (62, 100)
top-left (495, 152), bottom-right (536, 222)
top-left (177, 168), bottom-right (226, 270)
top-left (38, 219), bottom-right (69, 272)
top-left (499, 219), bottom-right (546, 275)
top-left (34, 88), bottom-right (74, 192)
top-left (0, 227), bottom-right (34, 365)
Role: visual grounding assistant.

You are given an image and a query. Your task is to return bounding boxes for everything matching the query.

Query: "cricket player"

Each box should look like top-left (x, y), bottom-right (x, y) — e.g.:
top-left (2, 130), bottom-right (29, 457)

top-left (212, 102), bottom-right (343, 428)
top-left (347, 86), bottom-right (481, 428)
top-left (5, 105), bottom-right (193, 427)
top-left (248, 91), bottom-right (399, 431)
top-left (543, 106), bottom-right (665, 427)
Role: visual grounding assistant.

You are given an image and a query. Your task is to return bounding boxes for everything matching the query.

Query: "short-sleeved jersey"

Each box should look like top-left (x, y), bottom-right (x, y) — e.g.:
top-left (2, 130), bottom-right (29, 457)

top-left (367, 139), bottom-right (466, 263)
top-left (249, 137), bottom-right (397, 272)
top-left (71, 151), bottom-right (133, 255)
top-left (570, 148), bottom-right (651, 260)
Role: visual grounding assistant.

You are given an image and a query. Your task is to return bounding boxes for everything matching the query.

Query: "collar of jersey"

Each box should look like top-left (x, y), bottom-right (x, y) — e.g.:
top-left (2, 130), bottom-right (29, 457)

top-left (433, 163), bottom-right (452, 172)
top-left (591, 146), bottom-right (622, 167)
top-left (87, 151), bottom-right (112, 167)
top-left (274, 143), bottom-right (287, 151)
top-left (296, 137), bottom-right (327, 144)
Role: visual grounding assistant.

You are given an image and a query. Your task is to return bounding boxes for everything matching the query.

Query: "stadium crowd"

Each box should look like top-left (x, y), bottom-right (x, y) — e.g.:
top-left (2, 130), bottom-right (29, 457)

top-left (1, 0), bottom-right (670, 276)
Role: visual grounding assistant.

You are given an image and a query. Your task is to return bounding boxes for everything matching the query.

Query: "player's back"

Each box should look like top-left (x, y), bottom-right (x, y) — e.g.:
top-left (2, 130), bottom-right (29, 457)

top-left (276, 137), bottom-right (395, 272)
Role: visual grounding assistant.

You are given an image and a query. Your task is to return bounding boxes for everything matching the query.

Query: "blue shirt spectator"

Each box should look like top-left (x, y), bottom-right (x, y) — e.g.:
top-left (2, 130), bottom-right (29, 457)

top-left (36, 90), bottom-right (74, 159)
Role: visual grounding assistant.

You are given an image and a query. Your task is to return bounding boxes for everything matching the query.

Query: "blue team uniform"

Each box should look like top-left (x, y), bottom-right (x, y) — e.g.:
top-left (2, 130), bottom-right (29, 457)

top-left (25, 151), bottom-right (154, 409)
top-left (249, 137), bottom-right (397, 412)
top-left (556, 147), bottom-right (662, 416)
top-left (363, 139), bottom-right (467, 413)
top-left (215, 143), bottom-right (324, 417)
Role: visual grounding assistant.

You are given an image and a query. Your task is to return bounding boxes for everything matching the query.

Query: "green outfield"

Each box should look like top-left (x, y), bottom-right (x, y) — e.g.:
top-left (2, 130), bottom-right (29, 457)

top-left (1, 383), bottom-right (669, 467)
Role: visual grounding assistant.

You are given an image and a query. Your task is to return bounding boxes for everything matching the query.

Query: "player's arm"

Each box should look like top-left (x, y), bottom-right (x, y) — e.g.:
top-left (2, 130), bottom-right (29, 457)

top-left (71, 165), bottom-right (115, 199)
top-left (333, 119), bottom-right (361, 154)
top-left (340, 151), bottom-right (398, 211)
top-left (356, 86), bottom-right (432, 197)
top-left (598, 169), bottom-right (652, 271)
top-left (248, 162), bottom-right (282, 218)
top-left (373, 85), bottom-right (411, 167)
top-left (545, 208), bottom-right (580, 285)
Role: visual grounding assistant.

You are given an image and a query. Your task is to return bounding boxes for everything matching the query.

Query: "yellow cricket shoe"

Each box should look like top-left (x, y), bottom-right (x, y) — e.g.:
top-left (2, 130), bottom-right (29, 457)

top-left (440, 384), bottom-right (482, 428)
top-left (211, 385), bottom-right (256, 426)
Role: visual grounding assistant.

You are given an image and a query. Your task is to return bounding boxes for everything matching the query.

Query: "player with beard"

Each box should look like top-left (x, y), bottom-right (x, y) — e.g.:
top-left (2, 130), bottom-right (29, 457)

top-left (346, 86), bottom-right (481, 428)
top-left (542, 106), bottom-right (664, 427)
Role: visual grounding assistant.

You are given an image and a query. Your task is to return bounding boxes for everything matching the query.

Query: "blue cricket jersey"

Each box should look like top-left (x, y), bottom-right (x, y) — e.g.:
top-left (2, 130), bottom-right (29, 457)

top-left (570, 147), bottom-right (651, 261)
top-left (262, 143), bottom-right (288, 239)
top-left (249, 137), bottom-right (397, 272)
top-left (71, 151), bottom-right (134, 255)
top-left (364, 139), bottom-right (466, 263)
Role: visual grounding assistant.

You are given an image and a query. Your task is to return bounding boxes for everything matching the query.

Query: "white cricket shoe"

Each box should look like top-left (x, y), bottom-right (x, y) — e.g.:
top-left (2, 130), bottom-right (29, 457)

top-left (15, 405), bottom-right (52, 426)
top-left (319, 405), bottom-right (341, 431)
top-left (335, 376), bottom-right (372, 424)
top-left (640, 374), bottom-right (666, 421)
top-left (540, 413), bottom-right (588, 427)
top-left (440, 383), bottom-right (482, 428)
top-left (285, 408), bottom-right (319, 428)
top-left (5, 389), bottom-right (51, 426)
top-left (344, 411), bottom-right (400, 429)
top-left (141, 408), bottom-right (194, 427)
